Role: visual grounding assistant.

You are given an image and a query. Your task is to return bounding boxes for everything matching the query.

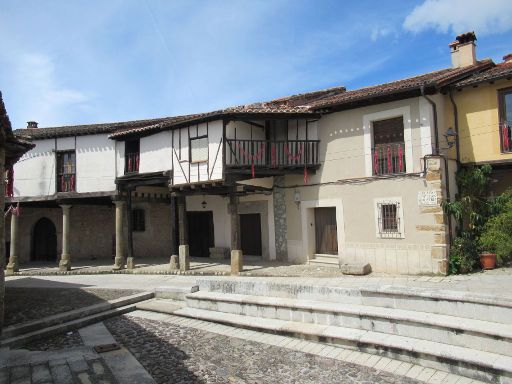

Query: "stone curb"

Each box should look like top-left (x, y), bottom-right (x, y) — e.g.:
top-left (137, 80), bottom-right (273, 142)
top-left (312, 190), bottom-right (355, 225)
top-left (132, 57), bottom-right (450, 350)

top-left (1, 292), bottom-right (154, 340)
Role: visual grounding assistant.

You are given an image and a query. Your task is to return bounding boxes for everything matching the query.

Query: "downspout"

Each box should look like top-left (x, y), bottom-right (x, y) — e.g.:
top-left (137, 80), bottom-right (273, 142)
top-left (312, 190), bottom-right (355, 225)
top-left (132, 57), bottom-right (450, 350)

top-left (420, 85), bottom-right (453, 248)
top-left (448, 88), bottom-right (461, 170)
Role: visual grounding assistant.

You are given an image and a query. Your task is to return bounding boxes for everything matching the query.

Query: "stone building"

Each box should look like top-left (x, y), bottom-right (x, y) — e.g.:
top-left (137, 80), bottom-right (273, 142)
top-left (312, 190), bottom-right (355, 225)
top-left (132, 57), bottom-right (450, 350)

top-left (5, 33), bottom-right (511, 276)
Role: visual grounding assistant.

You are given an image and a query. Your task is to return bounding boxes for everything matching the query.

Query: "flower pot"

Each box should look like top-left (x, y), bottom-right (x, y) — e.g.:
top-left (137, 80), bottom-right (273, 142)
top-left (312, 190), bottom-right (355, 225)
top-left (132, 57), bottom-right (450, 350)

top-left (479, 253), bottom-right (497, 270)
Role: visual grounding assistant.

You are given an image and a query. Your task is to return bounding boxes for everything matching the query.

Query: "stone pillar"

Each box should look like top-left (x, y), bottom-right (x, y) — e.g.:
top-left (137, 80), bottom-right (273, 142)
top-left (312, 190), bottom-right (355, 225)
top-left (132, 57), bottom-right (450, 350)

top-left (273, 176), bottom-right (288, 261)
top-left (169, 196), bottom-right (178, 268)
top-left (126, 191), bottom-right (134, 270)
top-left (177, 196), bottom-right (189, 271)
top-left (58, 205), bottom-right (72, 271)
top-left (113, 200), bottom-right (126, 270)
top-left (229, 190), bottom-right (243, 274)
top-left (6, 212), bottom-right (20, 275)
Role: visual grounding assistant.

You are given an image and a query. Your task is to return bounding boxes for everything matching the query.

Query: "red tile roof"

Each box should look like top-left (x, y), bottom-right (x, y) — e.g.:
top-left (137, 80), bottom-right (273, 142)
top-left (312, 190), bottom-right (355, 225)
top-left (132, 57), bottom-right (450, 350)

top-left (454, 61), bottom-right (512, 88)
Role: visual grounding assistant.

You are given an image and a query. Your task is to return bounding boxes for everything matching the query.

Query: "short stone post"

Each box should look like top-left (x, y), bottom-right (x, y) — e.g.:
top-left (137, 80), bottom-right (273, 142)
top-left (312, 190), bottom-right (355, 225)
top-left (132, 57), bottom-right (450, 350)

top-left (6, 212), bottom-right (20, 275)
top-left (113, 200), bottom-right (126, 270)
top-left (169, 254), bottom-right (179, 270)
top-left (229, 191), bottom-right (243, 275)
top-left (58, 205), bottom-right (72, 271)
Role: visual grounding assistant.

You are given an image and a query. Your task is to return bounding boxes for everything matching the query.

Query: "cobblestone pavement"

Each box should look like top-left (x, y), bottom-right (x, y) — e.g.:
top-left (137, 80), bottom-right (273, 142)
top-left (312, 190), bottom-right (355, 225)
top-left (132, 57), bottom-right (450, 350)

top-left (0, 353), bottom-right (119, 383)
top-left (105, 315), bottom-right (420, 384)
top-left (22, 330), bottom-right (84, 351)
top-left (4, 287), bottom-right (141, 326)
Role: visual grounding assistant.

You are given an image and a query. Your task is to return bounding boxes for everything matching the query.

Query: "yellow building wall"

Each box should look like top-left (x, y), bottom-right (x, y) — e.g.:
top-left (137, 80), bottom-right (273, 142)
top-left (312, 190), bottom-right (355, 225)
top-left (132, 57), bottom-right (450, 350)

top-left (453, 78), bottom-right (512, 164)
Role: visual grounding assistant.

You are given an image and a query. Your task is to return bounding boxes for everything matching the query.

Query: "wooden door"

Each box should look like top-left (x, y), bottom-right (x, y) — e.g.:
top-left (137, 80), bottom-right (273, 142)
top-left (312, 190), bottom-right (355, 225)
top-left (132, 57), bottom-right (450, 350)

top-left (314, 207), bottom-right (338, 255)
top-left (32, 218), bottom-right (57, 261)
top-left (240, 213), bottom-right (262, 256)
top-left (187, 211), bottom-right (214, 257)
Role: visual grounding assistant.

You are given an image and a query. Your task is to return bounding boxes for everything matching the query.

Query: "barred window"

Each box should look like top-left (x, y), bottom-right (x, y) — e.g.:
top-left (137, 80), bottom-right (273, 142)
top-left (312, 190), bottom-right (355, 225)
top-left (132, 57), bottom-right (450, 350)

top-left (132, 209), bottom-right (145, 232)
top-left (190, 136), bottom-right (208, 163)
top-left (376, 201), bottom-right (402, 238)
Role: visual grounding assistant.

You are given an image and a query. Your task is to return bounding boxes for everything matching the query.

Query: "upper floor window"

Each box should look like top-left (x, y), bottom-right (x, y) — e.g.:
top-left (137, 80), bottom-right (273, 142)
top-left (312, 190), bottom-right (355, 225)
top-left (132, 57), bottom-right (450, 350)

top-left (190, 136), bottom-right (208, 163)
top-left (57, 151), bottom-right (76, 192)
top-left (125, 139), bottom-right (140, 174)
top-left (499, 88), bottom-right (512, 153)
top-left (372, 116), bottom-right (406, 175)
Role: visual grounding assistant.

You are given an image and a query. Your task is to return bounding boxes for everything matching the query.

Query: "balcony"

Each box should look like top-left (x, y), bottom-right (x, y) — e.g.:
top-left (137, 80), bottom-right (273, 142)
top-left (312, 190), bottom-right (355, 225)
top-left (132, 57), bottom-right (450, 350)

top-left (125, 152), bottom-right (140, 174)
top-left (372, 142), bottom-right (406, 176)
top-left (225, 139), bottom-right (320, 174)
top-left (501, 121), bottom-right (511, 153)
top-left (58, 174), bottom-right (75, 192)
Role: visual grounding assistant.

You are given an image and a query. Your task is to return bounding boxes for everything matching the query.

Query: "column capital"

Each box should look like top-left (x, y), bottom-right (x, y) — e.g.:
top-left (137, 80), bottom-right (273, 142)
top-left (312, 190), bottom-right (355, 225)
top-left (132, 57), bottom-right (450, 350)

top-left (114, 200), bottom-right (126, 207)
top-left (60, 204), bottom-right (72, 210)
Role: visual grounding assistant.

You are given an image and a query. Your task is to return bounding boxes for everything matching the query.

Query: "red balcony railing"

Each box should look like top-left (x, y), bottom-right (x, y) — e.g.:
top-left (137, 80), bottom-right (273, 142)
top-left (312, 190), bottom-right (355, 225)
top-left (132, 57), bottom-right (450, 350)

top-left (501, 121), bottom-right (511, 153)
top-left (125, 152), bottom-right (140, 174)
top-left (372, 143), bottom-right (406, 175)
top-left (58, 174), bottom-right (75, 192)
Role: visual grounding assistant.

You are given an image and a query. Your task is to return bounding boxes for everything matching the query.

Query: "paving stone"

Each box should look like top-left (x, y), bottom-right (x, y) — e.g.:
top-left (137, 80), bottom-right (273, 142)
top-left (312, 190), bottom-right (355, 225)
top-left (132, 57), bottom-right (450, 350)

top-left (49, 364), bottom-right (74, 384)
top-left (67, 357), bottom-right (89, 373)
top-left (11, 365), bottom-right (31, 383)
top-left (31, 363), bottom-right (52, 384)
top-left (77, 372), bottom-right (93, 384)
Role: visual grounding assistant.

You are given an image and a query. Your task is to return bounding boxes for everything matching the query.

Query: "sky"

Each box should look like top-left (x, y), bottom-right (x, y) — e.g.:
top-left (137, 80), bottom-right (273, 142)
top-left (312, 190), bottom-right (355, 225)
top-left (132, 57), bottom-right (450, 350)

top-left (1, 0), bottom-right (511, 129)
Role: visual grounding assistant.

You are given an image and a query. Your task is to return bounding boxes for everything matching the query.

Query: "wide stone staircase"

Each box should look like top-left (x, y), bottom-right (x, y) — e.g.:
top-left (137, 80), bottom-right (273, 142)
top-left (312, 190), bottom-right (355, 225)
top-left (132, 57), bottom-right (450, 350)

top-left (166, 278), bottom-right (512, 384)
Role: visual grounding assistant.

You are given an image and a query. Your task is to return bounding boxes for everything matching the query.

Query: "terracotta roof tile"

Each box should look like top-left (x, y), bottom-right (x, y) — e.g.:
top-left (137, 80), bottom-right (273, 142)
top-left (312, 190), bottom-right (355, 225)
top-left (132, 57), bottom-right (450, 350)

top-left (454, 61), bottom-right (512, 88)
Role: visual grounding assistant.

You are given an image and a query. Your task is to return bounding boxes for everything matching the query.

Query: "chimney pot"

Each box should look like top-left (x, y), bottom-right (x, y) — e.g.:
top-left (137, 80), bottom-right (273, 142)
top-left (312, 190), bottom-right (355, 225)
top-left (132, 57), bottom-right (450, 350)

top-left (27, 121), bottom-right (38, 129)
top-left (449, 31), bottom-right (477, 68)
top-left (503, 53), bottom-right (512, 63)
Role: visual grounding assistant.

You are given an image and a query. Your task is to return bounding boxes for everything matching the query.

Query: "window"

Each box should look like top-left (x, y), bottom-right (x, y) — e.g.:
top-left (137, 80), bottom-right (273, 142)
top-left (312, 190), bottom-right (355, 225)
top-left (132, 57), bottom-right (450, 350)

top-left (190, 136), bottom-right (208, 163)
top-left (57, 151), bottom-right (76, 192)
top-left (498, 88), bottom-right (512, 152)
top-left (374, 198), bottom-right (404, 238)
top-left (132, 209), bottom-right (145, 232)
top-left (372, 117), bottom-right (406, 175)
top-left (125, 139), bottom-right (140, 174)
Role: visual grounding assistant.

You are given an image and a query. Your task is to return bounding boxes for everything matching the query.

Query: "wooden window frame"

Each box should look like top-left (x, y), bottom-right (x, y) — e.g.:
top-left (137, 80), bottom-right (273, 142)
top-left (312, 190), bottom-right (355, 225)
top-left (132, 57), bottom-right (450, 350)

top-left (56, 150), bottom-right (76, 193)
top-left (498, 87), bottom-right (512, 153)
top-left (189, 135), bottom-right (209, 164)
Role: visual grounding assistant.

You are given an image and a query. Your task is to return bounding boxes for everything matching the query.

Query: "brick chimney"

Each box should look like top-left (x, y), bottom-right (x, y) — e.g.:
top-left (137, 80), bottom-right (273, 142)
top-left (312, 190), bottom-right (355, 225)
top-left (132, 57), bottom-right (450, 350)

top-left (449, 32), bottom-right (477, 68)
top-left (27, 121), bottom-right (38, 128)
top-left (503, 53), bottom-right (512, 63)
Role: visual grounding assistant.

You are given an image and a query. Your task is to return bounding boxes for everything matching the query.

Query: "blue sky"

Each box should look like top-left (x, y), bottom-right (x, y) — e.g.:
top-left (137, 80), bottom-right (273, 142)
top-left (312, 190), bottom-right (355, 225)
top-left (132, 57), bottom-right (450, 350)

top-left (1, 0), bottom-right (511, 129)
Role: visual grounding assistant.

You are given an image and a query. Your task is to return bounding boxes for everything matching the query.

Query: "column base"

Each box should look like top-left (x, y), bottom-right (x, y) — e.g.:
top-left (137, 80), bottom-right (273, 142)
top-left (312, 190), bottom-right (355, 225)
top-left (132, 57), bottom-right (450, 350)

top-left (113, 256), bottom-right (126, 270)
top-left (126, 257), bottom-right (135, 270)
top-left (6, 256), bottom-right (19, 275)
top-left (231, 250), bottom-right (243, 275)
top-left (59, 255), bottom-right (71, 271)
top-left (179, 245), bottom-right (190, 271)
top-left (170, 254), bottom-right (179, 270)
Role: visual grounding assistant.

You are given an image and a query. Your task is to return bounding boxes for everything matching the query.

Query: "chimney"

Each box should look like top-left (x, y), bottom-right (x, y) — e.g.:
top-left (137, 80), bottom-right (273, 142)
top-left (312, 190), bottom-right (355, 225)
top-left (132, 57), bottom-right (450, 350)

top-left (27, 121), bottom-right (38, 129)
top-left (503, 53), bottom-right (512, 63)
top-left (449, 31), bottom-right (477, 68)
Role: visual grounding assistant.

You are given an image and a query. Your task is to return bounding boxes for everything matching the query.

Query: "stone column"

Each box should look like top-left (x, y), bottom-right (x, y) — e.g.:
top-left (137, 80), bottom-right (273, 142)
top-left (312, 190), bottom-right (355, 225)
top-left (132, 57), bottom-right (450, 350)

top-left (113, 200), bottom-right (126, 270)
top-left (126, 191), bottom-right (134, 270)
top-left (273, 176), bottom-right (288, 261)
top-left (58, 205), bottom-right (72, 271)
top-left (169, 196), bottom-right (179, 270)
top-left (177, 196), bottom-right (189, 271)
top-left (6, 212), bottom-right (20, 275)
top-left (229, 190), bottom-right (243, 274)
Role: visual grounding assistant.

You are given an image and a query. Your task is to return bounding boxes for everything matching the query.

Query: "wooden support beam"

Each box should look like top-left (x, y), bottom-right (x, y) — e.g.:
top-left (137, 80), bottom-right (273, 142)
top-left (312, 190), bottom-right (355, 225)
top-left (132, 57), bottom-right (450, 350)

top-left (178, 195), bottom-right (188, 245)
top-left (229, 189), bottom-right (240, 250)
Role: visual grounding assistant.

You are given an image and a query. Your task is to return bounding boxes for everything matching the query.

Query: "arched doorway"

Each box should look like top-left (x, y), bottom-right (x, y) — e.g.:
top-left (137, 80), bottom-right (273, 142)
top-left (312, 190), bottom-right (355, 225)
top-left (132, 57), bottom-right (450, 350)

top-left (32, 218), bottom-right (57, 262)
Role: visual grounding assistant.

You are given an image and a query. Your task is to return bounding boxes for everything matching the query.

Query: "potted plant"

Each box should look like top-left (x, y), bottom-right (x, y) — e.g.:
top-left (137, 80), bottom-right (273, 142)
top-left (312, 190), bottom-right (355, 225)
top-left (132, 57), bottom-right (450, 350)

top-left (479, 198), bottom-right (512, 269)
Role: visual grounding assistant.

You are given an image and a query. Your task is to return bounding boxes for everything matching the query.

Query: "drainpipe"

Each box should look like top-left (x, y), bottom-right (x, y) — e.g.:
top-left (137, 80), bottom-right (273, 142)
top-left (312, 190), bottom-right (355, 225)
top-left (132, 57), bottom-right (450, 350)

top-left (420, 85), bottom-right (453, 248)
top-left (448, 88), bottom-right (461, 170)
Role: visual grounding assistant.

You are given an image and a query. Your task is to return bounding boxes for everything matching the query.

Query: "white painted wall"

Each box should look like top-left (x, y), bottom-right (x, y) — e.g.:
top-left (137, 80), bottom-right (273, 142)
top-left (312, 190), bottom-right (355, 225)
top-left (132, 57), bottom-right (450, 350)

top-left (139, 131), bottom-right (173, 173)
top-left (13, 133), bottom-right (116, 197)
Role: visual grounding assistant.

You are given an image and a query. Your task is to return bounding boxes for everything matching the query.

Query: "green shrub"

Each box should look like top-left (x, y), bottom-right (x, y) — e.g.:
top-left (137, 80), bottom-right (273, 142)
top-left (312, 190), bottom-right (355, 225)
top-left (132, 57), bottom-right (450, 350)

top-left (479, 201), bottom-right (512, 265)
top-left (449, 232), bottom-right (479, 274)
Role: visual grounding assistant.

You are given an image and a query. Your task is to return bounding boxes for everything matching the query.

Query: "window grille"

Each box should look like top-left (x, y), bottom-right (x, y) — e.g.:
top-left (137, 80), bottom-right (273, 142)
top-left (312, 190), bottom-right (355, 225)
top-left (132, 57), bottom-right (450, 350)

top-left (377, 202), bottom-right (401, 236)
top-left (190, 136), bottom-right (208, 163)
top-left (132, 209), bottom-right (145, 232)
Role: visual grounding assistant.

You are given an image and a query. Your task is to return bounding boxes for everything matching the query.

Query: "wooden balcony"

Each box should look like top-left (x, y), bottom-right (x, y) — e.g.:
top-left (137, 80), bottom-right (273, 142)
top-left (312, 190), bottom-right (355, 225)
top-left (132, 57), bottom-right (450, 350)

top-left (125, 152), bottom-right (140, 174)
top-left (372, 142), bottom-right (406, 176)
top-left (225, 139), bottom-right (320, 175)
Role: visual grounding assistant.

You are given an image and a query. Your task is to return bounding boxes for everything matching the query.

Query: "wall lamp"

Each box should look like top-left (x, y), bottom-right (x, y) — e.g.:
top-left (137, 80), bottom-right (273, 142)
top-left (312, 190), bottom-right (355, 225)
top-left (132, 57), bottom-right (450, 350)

top-left (444, 127), bottom-right (458, 148)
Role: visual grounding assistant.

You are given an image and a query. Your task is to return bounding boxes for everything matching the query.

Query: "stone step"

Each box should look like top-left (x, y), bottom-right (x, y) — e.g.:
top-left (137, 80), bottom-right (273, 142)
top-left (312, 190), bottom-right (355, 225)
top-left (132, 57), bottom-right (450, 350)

top-left (196, 278), bottom-right (512, 324)
top-left (309, 254), bottom-right (339, 266)
top-left (154, 284), bottom-right (199, 300)
top-left (1, 291), bottom-right (154, 340)
top-left (173, 306), bottom-right (512, 384)
top-left (135, 298), bottom-right (185, 314)
top-left (0, 302), bottom-right (142, 349)
top-left (185, 291), bottom-right (512, 357)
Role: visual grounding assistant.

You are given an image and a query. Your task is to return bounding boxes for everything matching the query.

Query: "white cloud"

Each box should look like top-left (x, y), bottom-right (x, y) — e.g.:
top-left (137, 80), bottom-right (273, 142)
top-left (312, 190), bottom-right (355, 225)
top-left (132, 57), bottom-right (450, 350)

top-left (404, 0), bottom-right (512, 36)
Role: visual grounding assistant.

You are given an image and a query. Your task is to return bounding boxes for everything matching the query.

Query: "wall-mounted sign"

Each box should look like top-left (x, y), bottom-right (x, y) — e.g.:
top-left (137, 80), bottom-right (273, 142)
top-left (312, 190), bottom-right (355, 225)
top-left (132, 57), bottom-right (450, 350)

top-left (418, 190), bottom-right (438, 206)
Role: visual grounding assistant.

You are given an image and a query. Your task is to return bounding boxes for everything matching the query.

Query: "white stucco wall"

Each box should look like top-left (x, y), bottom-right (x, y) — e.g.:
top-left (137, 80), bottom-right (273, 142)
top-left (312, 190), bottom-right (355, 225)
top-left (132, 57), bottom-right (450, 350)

top-left (139, 131), bottom-right (173, 173)
top-left (13, 133), bottom-right (116, 197)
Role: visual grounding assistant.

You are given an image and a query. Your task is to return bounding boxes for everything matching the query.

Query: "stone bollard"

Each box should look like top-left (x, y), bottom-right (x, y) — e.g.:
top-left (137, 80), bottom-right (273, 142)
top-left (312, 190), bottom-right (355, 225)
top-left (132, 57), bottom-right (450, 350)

top-left (170, 254), bottom-right (179, 270)
top-left (127, 257), bottom-right (135, 270)
top-left (231, 250), bottom-right (243, 275)
top-left (179, 245), bottom-right (190, 271)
